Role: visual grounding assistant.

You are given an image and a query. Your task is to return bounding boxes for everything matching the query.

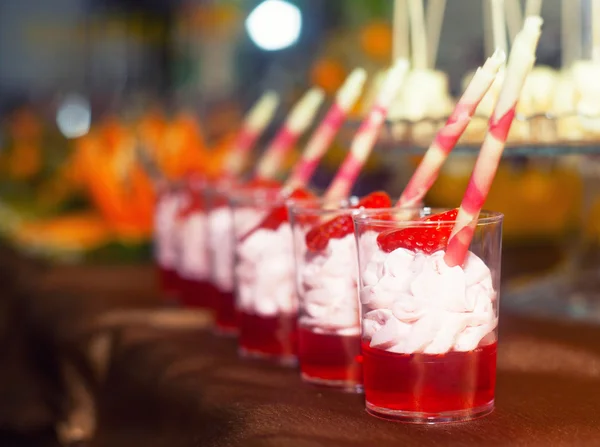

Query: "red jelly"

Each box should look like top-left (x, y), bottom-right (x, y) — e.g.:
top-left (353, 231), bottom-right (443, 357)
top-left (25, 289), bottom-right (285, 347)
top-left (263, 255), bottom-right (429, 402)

top-left (157, 266), bottom-right (180, 298)
top-left (238, 311), bottom-right (297, 364)
top-left (178, 278), bottom-right (217, 310)
top-left (215, 291), bottom-right (238, 334)
top-left (298, 326), bottom-right (362, 391)
top-left (361, 341), bottom-right (497, 421)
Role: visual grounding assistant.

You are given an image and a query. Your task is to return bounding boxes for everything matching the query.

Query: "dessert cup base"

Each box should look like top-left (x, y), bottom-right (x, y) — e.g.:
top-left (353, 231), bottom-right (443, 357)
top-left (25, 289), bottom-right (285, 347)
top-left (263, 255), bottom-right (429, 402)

top-left (301, 373), bottom-right (363, 393)
top-left (365, 400), bottom-right (494, 424)
top-left (239, 347), bottom-right (297, 367)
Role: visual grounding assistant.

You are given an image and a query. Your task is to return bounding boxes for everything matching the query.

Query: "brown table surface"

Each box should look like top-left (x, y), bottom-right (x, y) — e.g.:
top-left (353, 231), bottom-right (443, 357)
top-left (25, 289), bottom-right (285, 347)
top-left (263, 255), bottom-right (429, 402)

top-left (4, 244), bottom-right (600, 447)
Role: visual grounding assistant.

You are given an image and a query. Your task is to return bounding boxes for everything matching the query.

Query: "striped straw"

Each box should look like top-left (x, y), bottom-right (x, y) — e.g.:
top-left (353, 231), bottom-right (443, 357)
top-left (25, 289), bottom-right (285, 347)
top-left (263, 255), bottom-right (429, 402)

top-left (397, 49), bottom-right (506, 208)
top-left (222, 91), bottom-right (280, 177)
top-left (254, 88), bottom-right (325, 181)
top-left (282, 68), bottom-right (367, 194)
top-left (324, 59), bottom-right (410, 200)
top-left (444, 16), bottom-right (543, 267)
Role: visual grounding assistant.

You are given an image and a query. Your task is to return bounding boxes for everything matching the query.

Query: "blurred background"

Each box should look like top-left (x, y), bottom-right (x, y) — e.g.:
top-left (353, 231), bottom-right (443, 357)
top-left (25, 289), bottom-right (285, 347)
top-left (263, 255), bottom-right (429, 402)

top-left (0, 0), bottom-right (589, 264)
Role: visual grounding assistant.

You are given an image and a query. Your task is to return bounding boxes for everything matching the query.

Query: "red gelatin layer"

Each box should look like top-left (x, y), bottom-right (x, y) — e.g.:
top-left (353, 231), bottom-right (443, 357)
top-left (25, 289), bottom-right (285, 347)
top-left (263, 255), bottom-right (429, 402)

top-left (215, 291), bottom-right (238, 333)
top-left (178, 278), bottom-right (217, 310)
top-left (361, 341), bottom-right (497, 414)
top-left (157, 266), bottom-right (180, 297)
top-left (298, 327), bottom-right (362, 387)
top-left (239, 311), bottom-right (297, 360)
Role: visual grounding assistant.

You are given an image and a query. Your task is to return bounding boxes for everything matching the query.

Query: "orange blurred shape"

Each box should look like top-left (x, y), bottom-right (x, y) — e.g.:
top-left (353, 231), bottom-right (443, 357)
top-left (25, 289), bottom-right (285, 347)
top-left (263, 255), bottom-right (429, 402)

top-left (8, 107), bottom-right (42, 141)
top-left (310, 58), bottom-right (347, 95)
top-left (14, 212), bottom-right (112, 252)
top-left (8, 143), bottom-right (41, 180)
top-left (359, 21), bottom-right (392, 61)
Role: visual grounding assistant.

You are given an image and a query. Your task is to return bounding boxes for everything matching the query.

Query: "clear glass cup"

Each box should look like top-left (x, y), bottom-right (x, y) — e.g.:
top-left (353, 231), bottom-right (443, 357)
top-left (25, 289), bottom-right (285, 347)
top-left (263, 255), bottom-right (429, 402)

top-left (173, 176), bottom-right (217, 310)
top-left (353, 207), bottom-right (503, 423)
top-left (153, 183), bottom-right (185, 300)
top-left (231, 187), bottom-right (298, 365)
top-left (205, 180), bottom-right (239, 334)
top-left (288, 198), bottom-right (363, 391)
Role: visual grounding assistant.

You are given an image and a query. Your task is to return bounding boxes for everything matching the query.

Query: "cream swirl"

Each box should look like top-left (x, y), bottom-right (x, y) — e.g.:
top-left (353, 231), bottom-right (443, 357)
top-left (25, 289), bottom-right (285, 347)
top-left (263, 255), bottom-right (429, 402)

top-left (235, 223), bottom-right (296, 317)
top-left (176, 212), bottom-right (210, 281)
top-left (154, 193), bottom-right (181, 268)
top-left (299, 234), bottom-right (359, 335)
top-left (361, 245), bottom-right (497, 355)
top-left (208, 206), bottom-right (234, 292)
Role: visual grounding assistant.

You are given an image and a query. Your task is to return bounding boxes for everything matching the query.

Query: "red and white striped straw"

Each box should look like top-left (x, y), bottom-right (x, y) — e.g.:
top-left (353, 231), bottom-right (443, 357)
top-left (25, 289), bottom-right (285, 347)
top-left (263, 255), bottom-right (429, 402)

top-left (444, 16), bottom-right (543, 267)
top-left (396, 49), bottom-right (506, 208)
top-left (222, 91), bottom-right (280, 177)
top-left (324, 59), bottom-right (410, 200)
top-left (282, 68), bottom-right (367, 194)
top-left (254, 88), bottom-right (325, 181)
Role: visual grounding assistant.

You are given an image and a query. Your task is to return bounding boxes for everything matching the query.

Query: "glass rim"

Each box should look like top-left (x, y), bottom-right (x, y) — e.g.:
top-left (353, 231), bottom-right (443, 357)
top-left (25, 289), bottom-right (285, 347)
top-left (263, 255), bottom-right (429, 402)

top-left (228, 186), bottom-right (284, 205)
top-left (352, 207), bottom-right (504, 226)
top-left (287, 196), bottom-right (360, 215)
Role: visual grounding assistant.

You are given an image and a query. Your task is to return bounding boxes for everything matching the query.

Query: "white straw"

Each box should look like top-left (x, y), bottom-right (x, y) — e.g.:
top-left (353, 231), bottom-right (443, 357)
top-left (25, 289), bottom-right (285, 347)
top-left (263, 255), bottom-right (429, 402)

top-left (525, 0), bottom-right (543, 17)
top-left (408, 0), bottom-right (428, 69)
top-left (393, 0), bottom-right (410, 61)
top-left (491, 0), bottom-right (508, 55)
top-left (505, 0), bottom-right (524, 46)
top-left (426, 0), bottom-right (447, 68)
top-left (561, 0), bottom-right (582, 67)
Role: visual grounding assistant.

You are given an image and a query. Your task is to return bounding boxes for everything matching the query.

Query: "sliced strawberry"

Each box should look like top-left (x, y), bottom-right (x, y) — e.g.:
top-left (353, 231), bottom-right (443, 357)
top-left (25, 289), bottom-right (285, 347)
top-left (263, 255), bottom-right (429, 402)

top-left (376, 209), bottom-right (458, 254)
top-left (254, 187), bottom-right (316, 231)
top-left (245, 178), bottom-right (282, 191)
top-left (305, 191), bottom-right (392, 252)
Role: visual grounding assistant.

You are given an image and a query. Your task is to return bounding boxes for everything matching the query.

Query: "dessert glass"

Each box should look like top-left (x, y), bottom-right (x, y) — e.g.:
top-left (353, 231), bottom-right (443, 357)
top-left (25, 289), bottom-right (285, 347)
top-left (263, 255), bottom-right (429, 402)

top-left (353, 207), bottom-right (503, 423)
top-left (173, 177), bottom-right (216, 310)
top-left (231, 187), bottom-right (297, 365)
top-left (205, 181), bottom-right (239, 334)
top-left (153, 184), bottom-right (184, 300)
top-left (288, 198), bottom-right (363, 391)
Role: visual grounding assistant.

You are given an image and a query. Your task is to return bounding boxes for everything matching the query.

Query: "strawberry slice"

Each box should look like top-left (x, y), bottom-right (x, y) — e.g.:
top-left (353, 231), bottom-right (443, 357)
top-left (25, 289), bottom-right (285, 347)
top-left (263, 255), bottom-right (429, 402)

top-left (305, 191), bottom-right (392, 252)
top-left (376, 209), bottom-right (458, 254)
top-left (255, 187), bottom-right (316, 231)
top-left (244, 178), bottom-right (282, 191)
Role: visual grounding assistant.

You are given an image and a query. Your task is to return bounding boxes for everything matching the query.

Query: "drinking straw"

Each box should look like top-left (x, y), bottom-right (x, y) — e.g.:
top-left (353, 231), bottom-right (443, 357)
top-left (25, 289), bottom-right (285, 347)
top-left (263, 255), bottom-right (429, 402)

top-left (222, 91), bottom-right (280, 177)
top-left (483, 0), bottom-right (494, 57)
top-left (505, 0), bottom-right (523, 47)
top-left (282, 69), bottom-right (367, 194)
top-left (491, 0), bottom-right (508, 55)
top-left (593, 0), bottom-right (600, 63)
top-left (562, 0), bottom-right (582, 67)
top-left (426, 0), bottom-right (447, 69)
top-left (254, 88), bottom-right (325, 180)
top-left (525, 0), bottom-right (543, 17)
top-left (444, 16), bottom-right (543, 267)
top-left (393, 0), bottom-right (410, 61)
top-left (408, 0), bottom-right (428, 69)
top-left (397, 49), bottom-right (506, 208)
top-left (324, 59), bottom-right (410, 201)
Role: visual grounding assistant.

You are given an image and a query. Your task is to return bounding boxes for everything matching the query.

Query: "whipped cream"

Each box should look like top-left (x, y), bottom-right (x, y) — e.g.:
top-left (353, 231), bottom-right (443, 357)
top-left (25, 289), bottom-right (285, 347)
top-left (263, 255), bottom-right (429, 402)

top-left (208, 206), bottom-right (234, 292)
top-left (298, 234), bottom-right (359, 335)
top-left (235, 222), bottom-right (296, 317)
top-left (360, 238), bottom-right (497, 355)
top-left (175, 211), bottom-right (210, 281)
top-left (154, 193), bottom-right (182, 268)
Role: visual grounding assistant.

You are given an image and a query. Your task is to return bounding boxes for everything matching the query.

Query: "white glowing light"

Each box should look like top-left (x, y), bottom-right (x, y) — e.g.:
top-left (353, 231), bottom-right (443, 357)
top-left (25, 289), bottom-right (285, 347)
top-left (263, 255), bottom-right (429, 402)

top-left (246, 0), bottom-right (302, 51)
top-left (56, 94), bottom-right (91, 139)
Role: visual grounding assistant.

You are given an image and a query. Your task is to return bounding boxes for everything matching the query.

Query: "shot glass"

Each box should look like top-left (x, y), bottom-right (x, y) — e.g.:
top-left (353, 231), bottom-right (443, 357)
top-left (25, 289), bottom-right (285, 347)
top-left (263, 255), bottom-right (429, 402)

top-left (153, 184), bottom-right (184, 300)
top-left (288, 198), bottom-right (363, 391)
top-left (353, 207), bottom-right (503, 423)
top-left (231, 187), bottom-right (298, 365)
top-left (206, 181), bottom-right (239, 334)
top-left (173, 176), bottom-right (216, 310)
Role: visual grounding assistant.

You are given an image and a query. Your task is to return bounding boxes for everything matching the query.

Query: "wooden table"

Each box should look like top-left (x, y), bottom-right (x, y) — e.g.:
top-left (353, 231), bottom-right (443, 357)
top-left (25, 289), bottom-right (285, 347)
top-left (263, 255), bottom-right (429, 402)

top-left (2, 245), bottom-right (600, 446)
